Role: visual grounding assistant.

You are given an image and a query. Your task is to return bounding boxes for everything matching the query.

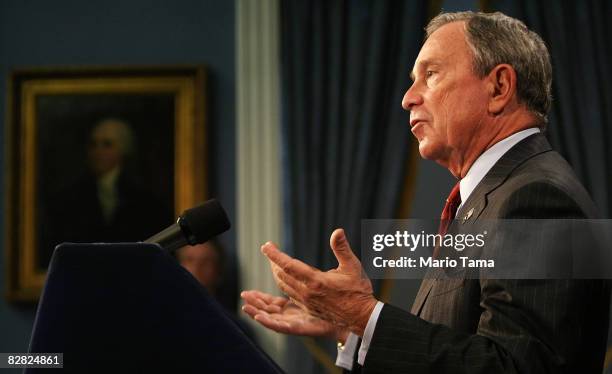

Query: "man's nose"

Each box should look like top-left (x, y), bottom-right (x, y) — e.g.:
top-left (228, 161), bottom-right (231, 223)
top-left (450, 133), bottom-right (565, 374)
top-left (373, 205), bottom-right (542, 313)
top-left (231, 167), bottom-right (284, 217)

top-left (402, 84), bottom-right (423, 111)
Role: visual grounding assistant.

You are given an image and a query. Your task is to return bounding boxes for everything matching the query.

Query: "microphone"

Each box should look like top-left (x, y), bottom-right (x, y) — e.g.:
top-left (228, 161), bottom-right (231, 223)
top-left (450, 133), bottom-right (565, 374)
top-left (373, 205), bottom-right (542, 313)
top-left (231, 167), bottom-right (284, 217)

top-left (145, 199), bottom-right (231, 252)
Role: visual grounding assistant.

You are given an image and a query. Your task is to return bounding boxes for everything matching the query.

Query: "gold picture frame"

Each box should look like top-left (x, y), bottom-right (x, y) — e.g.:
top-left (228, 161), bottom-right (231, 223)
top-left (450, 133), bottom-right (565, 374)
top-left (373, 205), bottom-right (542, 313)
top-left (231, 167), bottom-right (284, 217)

top-left (5, 66), bottom-right (207, 302)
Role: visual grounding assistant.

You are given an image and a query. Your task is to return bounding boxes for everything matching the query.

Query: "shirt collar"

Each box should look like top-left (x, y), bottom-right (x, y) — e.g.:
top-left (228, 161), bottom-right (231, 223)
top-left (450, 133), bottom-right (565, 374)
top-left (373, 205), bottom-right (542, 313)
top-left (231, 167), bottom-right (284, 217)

top-left (459, 127), bottom-right (541, 206)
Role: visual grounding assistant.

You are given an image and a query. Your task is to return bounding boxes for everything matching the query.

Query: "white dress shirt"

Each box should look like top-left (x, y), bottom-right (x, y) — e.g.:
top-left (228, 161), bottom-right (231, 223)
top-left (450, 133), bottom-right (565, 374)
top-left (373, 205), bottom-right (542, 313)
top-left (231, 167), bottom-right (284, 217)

top-left (336, 127), bottom-right (541, 370)
top-left (97, 166), bottom-right (121, 224)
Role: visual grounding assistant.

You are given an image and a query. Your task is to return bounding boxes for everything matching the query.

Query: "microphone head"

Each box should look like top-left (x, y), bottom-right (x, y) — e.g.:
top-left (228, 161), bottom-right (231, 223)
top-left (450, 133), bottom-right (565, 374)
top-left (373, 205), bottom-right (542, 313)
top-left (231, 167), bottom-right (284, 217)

top-left (180, 199), bottom-right (231, 245)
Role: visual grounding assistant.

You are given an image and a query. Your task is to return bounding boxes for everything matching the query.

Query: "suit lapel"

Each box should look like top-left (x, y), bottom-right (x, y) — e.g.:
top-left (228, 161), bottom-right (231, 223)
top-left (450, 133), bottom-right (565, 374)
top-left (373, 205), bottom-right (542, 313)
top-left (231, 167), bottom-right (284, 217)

top-left (411, 277), bottom-right (434, 315)
top-left (410, 267), bottom-right (447, 315)
top-left (410, 133), bottom-right (552, 316)
top-left (456, 133), bottom-right (553, 222)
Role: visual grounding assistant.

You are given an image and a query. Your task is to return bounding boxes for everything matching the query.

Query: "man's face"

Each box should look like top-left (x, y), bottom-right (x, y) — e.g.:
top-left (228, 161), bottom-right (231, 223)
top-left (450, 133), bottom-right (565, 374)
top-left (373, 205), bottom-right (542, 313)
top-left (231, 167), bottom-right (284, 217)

top-left (88, 121), bottom-right (125, 177)
top-left (403, 21), bottom-right (489, 170)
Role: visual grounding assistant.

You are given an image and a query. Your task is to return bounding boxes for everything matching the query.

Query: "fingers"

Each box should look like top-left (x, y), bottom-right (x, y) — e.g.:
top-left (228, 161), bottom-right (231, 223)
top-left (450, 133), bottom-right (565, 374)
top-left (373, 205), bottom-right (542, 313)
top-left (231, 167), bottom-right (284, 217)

top-left (242, 304), bottom-right (262, 319)
top-left (329, 228), bottom-right (360, 270)
top-left (240, 293), bottom-right (295, 335)
top-left (274, 272), bottom-right (306, 304)
top-left (261, 242), bottom-right (317, 282)
top-left (241, 290), bottom-right (286, 307)
top-left (241, 290), bottom-right (285, 313)
top-left (268, 260), bottom-right (309, 304)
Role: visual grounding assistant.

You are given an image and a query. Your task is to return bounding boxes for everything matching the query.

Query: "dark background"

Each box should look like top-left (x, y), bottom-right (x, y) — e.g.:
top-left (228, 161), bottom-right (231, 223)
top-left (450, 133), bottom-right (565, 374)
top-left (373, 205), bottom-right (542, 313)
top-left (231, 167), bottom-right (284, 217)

top-left (0, 0), bottom-right (236, 355)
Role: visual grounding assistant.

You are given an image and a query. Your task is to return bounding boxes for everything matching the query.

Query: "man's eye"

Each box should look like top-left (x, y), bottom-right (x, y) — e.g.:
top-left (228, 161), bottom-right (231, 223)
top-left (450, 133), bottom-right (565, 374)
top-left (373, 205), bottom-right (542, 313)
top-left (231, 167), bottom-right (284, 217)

top-left (426, 71), bottom-right (435, 78)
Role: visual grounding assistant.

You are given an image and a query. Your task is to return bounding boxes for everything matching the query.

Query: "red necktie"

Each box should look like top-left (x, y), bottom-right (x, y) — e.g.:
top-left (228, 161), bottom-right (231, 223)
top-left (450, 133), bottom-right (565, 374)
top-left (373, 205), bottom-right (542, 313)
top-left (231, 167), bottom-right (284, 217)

top-left (434, 182), bottom-right (461, 258)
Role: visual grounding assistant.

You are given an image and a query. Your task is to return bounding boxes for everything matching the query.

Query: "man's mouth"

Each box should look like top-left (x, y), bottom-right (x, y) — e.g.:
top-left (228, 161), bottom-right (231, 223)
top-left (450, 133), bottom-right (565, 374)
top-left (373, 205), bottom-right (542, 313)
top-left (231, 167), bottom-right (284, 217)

top-left (410, 118), bottom-right (426, 126)
top-left (410, 119), bottom-right (426, 132)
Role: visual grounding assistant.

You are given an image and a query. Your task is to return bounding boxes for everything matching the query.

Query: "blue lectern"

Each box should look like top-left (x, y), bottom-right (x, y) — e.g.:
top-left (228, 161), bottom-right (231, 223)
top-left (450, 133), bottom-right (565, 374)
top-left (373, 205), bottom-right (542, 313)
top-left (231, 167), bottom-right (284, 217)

top-left (27, 243), bottom-right (283, 373)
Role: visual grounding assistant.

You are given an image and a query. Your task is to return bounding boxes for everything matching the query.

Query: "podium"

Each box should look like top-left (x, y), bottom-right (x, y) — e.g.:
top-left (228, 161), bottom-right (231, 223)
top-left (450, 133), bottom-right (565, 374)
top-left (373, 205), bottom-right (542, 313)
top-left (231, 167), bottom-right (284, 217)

top-left (27, 243), bottom-right (283, 373)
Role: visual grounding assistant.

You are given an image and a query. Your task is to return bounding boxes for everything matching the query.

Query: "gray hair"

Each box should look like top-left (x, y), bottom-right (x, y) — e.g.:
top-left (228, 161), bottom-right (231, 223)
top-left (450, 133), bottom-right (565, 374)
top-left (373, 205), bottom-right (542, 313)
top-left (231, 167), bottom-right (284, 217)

top-left (426, 11), bottom-right (552, 126)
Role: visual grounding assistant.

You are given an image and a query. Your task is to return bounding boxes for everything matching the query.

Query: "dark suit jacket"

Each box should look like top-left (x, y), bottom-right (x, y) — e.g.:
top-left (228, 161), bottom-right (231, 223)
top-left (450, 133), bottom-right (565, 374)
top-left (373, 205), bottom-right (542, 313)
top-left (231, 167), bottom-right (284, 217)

top-left (361, 134), bottom-right (610, 373)
top-left (40, 171), bottom-right (170, 267)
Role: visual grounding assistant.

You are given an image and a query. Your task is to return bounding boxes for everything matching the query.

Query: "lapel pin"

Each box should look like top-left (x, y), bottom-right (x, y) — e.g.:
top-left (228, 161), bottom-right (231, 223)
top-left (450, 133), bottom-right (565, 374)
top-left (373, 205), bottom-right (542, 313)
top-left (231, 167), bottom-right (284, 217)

top-left (462, 208), bottom-right (474, 223)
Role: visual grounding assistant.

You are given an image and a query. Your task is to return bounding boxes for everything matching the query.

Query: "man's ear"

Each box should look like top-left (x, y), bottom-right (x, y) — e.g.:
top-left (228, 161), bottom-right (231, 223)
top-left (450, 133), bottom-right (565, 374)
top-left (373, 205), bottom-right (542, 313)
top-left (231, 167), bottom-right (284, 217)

top-left (486, 64), bottom-right (517, 115)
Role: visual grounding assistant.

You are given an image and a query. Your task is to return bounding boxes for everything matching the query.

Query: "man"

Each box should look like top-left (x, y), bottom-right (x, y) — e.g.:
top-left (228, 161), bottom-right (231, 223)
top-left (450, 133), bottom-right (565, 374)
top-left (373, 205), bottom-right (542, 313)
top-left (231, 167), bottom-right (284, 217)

top-left (42, 118), bottom-right (169, 265)
top-left (177, 240), bottom-right (237, 312)
top-left (241, 11), bottom-right (610, 373)
top-left (177, 241), bottom-right (258, 343)
top-left (178, 241), bottom-right (225, 297)
top-left (87, 118), bottom-right (135, 224)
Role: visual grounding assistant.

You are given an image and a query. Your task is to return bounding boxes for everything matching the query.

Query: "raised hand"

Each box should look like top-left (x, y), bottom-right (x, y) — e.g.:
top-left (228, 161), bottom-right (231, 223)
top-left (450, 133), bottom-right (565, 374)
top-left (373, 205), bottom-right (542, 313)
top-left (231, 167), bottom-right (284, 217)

top-left (260, 229), bottom-right (377, 336)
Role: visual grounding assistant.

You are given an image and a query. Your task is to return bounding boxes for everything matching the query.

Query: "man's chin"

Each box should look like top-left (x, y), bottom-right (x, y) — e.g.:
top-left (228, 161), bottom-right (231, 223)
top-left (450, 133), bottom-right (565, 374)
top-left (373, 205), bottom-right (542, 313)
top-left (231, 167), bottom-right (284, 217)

top-left (417, 141), bottom-right (435, 160)
top-left (417, 142), bottom-right (449, 166)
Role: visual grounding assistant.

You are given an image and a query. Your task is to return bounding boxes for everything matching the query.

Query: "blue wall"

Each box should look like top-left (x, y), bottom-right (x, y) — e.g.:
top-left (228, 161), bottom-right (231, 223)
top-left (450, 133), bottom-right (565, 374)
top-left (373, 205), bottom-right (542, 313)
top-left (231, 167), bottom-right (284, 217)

top-left (0, 0), bottom-right (236, 353)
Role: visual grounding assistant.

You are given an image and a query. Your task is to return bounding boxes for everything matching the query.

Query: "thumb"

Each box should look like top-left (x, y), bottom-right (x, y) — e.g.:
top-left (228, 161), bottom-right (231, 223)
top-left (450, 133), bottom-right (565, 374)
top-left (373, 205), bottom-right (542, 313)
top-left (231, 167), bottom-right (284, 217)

top-left (330, 228), bottom-right (359, 270)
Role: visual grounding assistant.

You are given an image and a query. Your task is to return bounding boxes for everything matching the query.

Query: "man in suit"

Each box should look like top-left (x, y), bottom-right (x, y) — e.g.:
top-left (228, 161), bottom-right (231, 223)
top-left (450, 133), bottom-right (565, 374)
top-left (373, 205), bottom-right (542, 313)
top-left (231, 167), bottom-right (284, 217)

top-left (41, 118), bottom-right (169, 266)
top-left (241, 11), bottom-right (610, 373)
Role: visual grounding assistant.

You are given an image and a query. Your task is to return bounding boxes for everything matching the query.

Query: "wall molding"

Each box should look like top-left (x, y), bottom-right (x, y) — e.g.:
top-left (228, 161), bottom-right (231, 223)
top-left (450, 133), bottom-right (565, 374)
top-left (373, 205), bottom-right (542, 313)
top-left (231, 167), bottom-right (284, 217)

top-left (236, 0), bottom-right (285, 366)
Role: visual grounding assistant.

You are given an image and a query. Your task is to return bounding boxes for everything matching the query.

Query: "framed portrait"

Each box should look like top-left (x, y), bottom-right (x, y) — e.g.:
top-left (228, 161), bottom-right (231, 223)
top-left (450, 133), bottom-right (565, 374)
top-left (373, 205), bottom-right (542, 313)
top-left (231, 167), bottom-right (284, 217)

top-left (5, 66), bottom-right (207, 302)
